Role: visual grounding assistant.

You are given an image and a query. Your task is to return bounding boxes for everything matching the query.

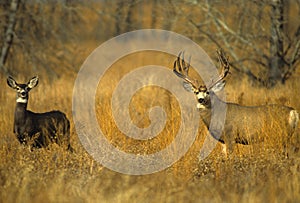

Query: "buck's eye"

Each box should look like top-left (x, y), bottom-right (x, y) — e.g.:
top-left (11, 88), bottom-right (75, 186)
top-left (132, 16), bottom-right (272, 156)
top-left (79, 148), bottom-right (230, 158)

top-left (206, 91), bottom-right (209, 95)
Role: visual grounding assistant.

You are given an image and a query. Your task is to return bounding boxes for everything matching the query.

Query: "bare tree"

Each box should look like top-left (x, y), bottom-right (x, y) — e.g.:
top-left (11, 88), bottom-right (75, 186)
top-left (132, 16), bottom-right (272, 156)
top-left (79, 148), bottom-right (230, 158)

top-left (0, 0), bottom-right (20, 74)
top-left (114, 0), bottom-right (139, 35)
top-left (176, 0), bottom-right (300, 87)
top-left (125, 0), bottom-right (138, 32)
top-left (115, 1), bottom-right (126, 35)
top-left (0, 0), bottom-right (96, 77)
top-left (151, 0), bottom-right (158, 28)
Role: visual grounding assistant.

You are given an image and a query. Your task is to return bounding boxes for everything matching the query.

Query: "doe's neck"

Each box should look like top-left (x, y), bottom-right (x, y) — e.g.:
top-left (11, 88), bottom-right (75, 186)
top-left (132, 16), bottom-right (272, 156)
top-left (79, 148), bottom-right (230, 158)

top-left (15, 100), bottom-right (28, 111)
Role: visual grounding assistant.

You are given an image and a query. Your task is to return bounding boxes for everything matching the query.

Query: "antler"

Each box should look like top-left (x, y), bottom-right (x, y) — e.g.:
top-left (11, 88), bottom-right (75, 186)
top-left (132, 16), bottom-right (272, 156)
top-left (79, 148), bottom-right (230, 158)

top-left (207, 49), bottom-right (230, 90)
top-left (173, 51), bottom-right (199, 90)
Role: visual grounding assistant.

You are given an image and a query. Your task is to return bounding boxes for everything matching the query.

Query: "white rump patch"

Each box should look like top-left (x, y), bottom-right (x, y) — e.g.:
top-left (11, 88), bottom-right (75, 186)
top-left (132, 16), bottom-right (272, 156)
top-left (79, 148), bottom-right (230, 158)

top-left (289, 110), bottom-right (299, 129)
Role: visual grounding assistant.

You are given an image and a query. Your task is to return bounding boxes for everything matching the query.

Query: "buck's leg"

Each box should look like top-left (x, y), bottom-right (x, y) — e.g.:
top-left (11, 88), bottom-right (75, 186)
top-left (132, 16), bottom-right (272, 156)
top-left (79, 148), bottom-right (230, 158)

top-left (225, 141), bottom-right (235, 155)
top-left (224, 133), bottom-right (235, 158)
top-left (221, 144), bottom-right (227, 158)
top-left (209, 130), bottom-right (228, 157)
top-left (222, 126), bottom-right (236, 157)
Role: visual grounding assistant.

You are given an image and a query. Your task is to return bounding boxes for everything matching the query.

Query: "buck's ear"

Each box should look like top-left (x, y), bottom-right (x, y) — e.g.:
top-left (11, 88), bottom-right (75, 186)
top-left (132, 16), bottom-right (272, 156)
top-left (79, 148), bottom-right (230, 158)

top-left (211, 80), bottom-right (225, 93)
top-left (182, 81), bottom-right (196, 93)
top-left (7, 76), bottom-right (18, 89)
top-left (27, 76), bottom-right (39, 89)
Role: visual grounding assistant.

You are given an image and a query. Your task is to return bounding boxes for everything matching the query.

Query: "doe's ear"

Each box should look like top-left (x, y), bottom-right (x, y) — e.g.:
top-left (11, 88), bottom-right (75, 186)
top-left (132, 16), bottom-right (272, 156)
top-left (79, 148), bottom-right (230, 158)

top-left (7, 76), bottom-right (18, 89)
top-left (27, 76), bottom-right (39, 89)
top-left (210, 80), bottom-right (225, 93)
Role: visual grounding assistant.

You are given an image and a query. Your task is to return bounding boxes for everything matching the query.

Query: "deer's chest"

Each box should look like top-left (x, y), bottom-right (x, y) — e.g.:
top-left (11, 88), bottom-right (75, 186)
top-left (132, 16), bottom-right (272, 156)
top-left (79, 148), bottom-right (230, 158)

top-left (14, 115), bottom-right (37, 136)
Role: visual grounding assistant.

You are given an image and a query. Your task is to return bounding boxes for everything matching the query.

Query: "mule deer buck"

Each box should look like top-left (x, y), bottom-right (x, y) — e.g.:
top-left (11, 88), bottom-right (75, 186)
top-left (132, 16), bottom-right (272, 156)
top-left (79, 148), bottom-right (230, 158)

top-left (173, 49), bottom-right (299, 155)
top-left (7, 76), bottom-right (73, 151)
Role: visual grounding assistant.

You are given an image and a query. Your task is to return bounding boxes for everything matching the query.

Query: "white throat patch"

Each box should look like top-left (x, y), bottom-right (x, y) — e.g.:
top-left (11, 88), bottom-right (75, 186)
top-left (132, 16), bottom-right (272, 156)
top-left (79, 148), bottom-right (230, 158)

top-left (16, 97), bottom-right (28, 103)
top-left (197, 103), bottom-right (206, 109)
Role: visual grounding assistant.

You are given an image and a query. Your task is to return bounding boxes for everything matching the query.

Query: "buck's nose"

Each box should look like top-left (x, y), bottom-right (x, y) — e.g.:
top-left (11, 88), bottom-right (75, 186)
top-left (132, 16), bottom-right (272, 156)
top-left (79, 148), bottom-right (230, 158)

top-left (199, 98), bottom-right (204, 103)
top-left (21, 92), bottom-right (26, 97)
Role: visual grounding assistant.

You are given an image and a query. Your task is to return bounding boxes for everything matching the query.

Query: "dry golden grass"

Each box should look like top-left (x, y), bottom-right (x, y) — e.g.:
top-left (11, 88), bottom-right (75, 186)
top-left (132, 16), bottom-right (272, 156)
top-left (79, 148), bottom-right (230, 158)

top-left (1, 48), bottom-right (300, 202)
top-left (1, 0), bottom-right (300, 201)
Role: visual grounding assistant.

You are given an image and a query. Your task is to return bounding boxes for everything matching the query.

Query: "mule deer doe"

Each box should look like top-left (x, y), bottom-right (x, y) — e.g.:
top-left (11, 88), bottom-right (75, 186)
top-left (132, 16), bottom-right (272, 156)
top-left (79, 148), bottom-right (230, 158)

top-left (173, 49), bottom-right (299, 155)
top-left (7, 76), bottom-right (73, 151)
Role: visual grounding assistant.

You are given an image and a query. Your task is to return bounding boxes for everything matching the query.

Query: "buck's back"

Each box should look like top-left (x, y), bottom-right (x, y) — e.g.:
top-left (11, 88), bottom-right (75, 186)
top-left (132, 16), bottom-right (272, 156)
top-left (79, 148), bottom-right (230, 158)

top-left (225, 103), bottom-right (295, 142)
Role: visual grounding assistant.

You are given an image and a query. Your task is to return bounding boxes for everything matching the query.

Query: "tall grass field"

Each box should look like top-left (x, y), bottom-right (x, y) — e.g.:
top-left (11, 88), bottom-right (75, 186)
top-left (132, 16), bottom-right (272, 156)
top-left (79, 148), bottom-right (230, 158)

top-left (1, 1), bottom-right (300, 202)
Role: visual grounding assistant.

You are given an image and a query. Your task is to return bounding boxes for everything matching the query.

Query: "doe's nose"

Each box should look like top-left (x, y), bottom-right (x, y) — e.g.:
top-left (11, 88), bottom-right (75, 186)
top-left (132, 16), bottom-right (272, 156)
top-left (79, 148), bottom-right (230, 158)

top-left (20, 91), bottom-right (26, 97)
top-left (199, 98), bottom-right (204, 103)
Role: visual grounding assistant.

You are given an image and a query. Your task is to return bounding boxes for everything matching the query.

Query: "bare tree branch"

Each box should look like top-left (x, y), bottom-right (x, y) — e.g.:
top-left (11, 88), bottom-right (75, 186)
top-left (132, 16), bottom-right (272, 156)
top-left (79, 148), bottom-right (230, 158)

top-left (176, 0), bottom-right (300, 87)
top-left (0, 0), bottom-right (20, 74)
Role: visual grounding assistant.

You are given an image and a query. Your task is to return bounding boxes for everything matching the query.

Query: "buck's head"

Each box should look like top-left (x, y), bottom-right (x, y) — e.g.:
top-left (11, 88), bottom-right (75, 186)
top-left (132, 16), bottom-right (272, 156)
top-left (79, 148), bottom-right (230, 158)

top-left (173, 49), bottom-right (229, 110)
top-left (7, 76), bottom-right (39, 103)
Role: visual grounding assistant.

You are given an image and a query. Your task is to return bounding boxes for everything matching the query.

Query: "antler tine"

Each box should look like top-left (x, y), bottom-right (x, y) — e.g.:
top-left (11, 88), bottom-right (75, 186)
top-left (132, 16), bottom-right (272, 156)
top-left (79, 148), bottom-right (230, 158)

top-left (175, 51), bottom-right (183, 72)
top-left (217, 49), bottom-right (229, 72)
top-left (173, 52), bottom-right (198, 89)
top-left (207, 49), bottom-right (230, 90)
top-left (181, 51), bottom-right (191, 76)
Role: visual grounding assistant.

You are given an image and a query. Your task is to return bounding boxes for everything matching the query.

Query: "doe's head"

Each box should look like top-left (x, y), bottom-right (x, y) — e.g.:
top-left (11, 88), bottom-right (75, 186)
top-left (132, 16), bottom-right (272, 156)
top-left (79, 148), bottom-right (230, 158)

top-left (7, 76), bottom-right (39, 103)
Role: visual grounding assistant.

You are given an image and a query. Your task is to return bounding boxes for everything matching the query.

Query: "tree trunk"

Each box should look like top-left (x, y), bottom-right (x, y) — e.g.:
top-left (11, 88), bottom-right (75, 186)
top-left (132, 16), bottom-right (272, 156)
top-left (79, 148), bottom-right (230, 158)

top-left (0, 0), bottom-right (20, 74)
top-left (125, 0), bottom-right (137, 32)
top-left (269, 0), bottom-right (284, 87)
top-left (151, 0), bottom-right (158, 28)
top-left (115, 1), bottom-right (125, 35)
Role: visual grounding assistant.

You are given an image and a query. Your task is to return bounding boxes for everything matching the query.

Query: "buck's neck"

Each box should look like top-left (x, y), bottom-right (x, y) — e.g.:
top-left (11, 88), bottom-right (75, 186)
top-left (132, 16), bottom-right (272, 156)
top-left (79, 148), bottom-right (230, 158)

top-left (197, 92), bottom-right (225, 127)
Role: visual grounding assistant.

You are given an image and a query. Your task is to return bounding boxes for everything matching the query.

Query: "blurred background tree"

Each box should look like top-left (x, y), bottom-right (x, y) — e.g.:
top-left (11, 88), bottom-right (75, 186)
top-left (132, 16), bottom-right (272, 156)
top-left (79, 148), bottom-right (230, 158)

top-left (182, 0), bottom-right (300, 87)
top-left (0, 0), bottom-right (19, 74)
top-left (0, 0), bottom-right (299, 87)
top-left (0, 0), bottom-right (94, 78)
